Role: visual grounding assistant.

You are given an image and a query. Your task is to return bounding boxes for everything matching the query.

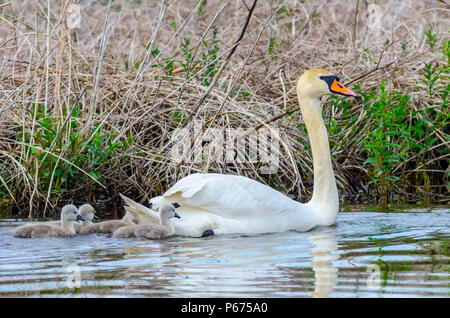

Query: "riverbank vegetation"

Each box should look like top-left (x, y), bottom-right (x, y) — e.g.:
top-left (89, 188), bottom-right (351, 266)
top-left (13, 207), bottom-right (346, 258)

top-left (0, 0), bottom-right (448, 217)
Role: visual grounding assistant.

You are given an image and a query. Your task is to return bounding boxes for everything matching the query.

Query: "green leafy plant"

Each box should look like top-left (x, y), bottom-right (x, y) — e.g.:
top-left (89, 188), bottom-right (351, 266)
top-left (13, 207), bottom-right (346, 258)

top-left (362, 82), bottom-right (410, 205)
top-left (199, 26), bottom-right (221, 86)
top-left (17, 104), bottom-right (126, 212)
top-left (268, 37), bottom-right (280, 55)
top-left (424, 29), bottom-right (438, 50)
top-left (410, 31), bottom-right (450, 204)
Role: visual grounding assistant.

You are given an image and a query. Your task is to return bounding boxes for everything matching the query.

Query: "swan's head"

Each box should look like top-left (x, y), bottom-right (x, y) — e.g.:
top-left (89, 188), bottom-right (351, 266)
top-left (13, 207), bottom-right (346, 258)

top-left (78, 203), bottom-right (98, 222)
top-left (297, 69), bottom-right (358, 99)
top-left (61, 204), bottom-right (85, 222)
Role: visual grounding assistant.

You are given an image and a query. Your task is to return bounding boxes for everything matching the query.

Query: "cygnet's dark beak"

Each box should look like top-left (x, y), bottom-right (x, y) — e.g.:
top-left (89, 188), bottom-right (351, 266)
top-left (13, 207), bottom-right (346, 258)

top-left (77, 215), bottom-right (86, 222)
top-left (93, 215), bottom-right (99, 220)
top-left (174, 212), bottom-right (181, 219)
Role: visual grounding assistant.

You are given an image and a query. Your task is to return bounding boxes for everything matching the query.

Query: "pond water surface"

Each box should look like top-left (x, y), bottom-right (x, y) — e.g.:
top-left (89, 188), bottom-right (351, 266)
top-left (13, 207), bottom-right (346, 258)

top-left (0, 207), bottom-right (448, 297)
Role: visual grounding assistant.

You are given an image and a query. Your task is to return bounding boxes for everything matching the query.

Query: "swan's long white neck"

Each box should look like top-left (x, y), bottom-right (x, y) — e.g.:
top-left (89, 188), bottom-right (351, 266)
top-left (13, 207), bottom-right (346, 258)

top-left (298, 95), bottom-right (339, 225)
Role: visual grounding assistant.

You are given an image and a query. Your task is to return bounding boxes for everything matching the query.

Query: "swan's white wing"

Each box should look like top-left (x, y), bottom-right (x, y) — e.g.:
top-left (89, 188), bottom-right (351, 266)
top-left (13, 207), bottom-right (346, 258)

top-left (165, 173), bottom-right (210, 199)
top-left (162, 173), bottom-right (296, 219)
top-left (120, 193), bottom-right (160, 224)
top-left (122, 174), bottom-right (308, 237)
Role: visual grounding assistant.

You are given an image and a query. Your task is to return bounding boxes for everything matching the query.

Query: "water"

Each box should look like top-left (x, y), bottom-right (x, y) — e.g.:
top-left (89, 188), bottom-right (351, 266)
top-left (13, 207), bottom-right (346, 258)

top-left (0, 208), bottom-right (448, 297)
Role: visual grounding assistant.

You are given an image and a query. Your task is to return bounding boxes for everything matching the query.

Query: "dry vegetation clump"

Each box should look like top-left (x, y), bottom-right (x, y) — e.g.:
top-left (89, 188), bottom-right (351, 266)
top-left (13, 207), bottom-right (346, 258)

top-left (0, 0), bottom-right (448, 216)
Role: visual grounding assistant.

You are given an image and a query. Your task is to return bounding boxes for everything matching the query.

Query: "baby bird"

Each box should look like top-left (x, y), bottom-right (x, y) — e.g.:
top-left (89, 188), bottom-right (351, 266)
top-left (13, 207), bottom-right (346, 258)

top-left (113, 202), bottom-right (180, 239)
top-left (79, 211), bottom-right (136, 234)
top-left (13, 205), bottom-right (85, 238)
top-left (47, 203), bottom-right (98, 233)
top-left (74, 204), bottom-right (99, 232)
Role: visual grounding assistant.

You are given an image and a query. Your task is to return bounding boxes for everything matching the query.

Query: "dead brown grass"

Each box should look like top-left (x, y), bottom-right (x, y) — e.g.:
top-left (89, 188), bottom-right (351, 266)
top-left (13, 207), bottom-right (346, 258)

top-left (0, 0), bottom-right (448, 215)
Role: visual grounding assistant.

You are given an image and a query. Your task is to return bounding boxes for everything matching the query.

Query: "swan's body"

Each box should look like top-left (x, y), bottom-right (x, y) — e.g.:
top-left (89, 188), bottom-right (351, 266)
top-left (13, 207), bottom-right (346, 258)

top-left (79, 212), bottom-right (135, 234)
top-left (123, 69), bottom-right (358, 237)
top-left (113, 202), bottom-right (180, 239)
top-left (13, 205), bottom-right (85, 238)
top-left (47, 204), bottom-right (98, 233)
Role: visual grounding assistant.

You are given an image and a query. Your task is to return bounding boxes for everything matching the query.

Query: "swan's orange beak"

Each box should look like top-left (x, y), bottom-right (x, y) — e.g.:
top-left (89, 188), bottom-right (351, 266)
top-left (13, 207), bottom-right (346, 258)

top-left (320, 74), bottom-right (360, 99)
top-left (330, 79), bottom-right (359, 98)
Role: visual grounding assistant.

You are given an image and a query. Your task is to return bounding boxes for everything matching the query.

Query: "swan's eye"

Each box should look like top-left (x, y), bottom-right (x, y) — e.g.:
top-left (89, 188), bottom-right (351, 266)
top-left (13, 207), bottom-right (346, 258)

top-left (73, 211), bottom-right (77, 214)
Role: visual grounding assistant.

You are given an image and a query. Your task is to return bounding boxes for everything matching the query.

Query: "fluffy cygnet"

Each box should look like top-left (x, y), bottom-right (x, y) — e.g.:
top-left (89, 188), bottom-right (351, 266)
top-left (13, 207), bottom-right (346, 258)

top-left (113, 202), bottom-right (180, 239)
top-left (79, 211), bottom-right (136, 234)
top-left (13, 205), bottom-right (85, 238)
top-left (47, 203), bottom-right (98, 233)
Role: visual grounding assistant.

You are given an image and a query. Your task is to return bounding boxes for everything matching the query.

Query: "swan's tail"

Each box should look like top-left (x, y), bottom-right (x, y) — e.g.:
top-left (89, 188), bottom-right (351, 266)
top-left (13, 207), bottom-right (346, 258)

top-left (119, 193), bottom-right (160, 224)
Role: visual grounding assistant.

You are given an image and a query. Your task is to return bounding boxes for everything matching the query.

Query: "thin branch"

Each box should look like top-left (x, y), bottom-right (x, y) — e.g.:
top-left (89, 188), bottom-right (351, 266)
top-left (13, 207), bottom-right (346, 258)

top-left (44, 0), bottom-right (51, 115)
top-left (180, 0), bottom-right (258, 128)
top-left (91, 0), bottom-right (113, 110)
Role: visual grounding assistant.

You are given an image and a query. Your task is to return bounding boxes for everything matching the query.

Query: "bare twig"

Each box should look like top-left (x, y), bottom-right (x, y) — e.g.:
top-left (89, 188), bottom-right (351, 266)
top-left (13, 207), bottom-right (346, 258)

top-left (181, 0), bottom-right (258, 128)
top-left (91, 0), bottom-right (113, 110)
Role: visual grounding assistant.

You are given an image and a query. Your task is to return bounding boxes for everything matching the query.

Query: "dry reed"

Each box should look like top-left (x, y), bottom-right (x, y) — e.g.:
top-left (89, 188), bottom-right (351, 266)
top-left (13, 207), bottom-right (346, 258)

top-left (0, 0), bottom-right (448, 216)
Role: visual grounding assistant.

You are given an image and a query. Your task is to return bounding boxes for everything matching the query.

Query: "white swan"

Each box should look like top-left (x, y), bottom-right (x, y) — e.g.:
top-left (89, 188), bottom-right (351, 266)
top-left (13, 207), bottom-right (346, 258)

top-left (122, 69), bottom-right (358, 237)
top-left (13, 204), bottom-right (85, 238)
top-left (113, 202), bottom-right (180, 239)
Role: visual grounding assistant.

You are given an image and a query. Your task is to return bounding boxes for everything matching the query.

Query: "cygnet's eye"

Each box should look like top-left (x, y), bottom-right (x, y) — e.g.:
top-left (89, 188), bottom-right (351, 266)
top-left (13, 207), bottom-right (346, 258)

top-left (73, 211), bottom-right (77, 214)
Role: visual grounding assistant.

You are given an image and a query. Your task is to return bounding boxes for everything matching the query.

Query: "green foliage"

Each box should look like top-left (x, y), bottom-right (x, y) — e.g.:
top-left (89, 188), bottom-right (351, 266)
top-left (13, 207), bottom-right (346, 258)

top-left (330, 30), bottom-right (450, 205)
top-left (134, 60), bottom-right (142, 70)
top-left (18, 104), bottom-right (129, 205)
top-left (198, 26), bottom-right (222, 86)
top-left (421, 62), bottom-right (440, 98)
top-left (362, 82), bottom-right (410, 203)
top-left (226, 84), bottom-right (251, 100)
top-left (153, 26), bottom-right (223, 87)
top-left (163, 58), bottom-right (175, 76)
top-left (424, 29), bottom-right (438, 50)
top-left (413, 32), bottom-right (449, 203)
top-left (180, 38), bottom-right (196, 75)
top-left (267, 37), bottom-right (281, 55)
top-left (170, 20), bottom-right (177, 31)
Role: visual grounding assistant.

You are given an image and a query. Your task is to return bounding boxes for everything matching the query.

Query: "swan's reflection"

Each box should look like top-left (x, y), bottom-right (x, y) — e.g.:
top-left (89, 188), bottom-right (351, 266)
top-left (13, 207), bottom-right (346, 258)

top-left (110, 226), bottom-right (339, 297)
top-left (308, 226), bottom-right (339, 297)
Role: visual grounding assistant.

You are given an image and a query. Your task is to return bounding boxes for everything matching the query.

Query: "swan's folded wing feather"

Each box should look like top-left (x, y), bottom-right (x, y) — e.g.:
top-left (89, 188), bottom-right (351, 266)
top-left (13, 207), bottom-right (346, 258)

top-left (120, 193), bottom-right (160, 224)
top-left (164, 173), bottom-right (210, 198)
top-left (162, 173), bottom-right (294, 219)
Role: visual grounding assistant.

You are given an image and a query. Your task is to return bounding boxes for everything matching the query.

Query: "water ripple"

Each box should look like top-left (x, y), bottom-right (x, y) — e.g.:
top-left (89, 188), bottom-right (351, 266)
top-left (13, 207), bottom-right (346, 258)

top-left (0, 210), bottom-right (448, 297)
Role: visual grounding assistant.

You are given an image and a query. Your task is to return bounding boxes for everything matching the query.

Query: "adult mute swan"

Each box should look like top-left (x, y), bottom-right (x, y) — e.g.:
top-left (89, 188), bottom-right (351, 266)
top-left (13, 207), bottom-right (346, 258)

top-left (122, 69), bottom-right (359, 237)
top-left (13, 204), bottom-right (85, 238)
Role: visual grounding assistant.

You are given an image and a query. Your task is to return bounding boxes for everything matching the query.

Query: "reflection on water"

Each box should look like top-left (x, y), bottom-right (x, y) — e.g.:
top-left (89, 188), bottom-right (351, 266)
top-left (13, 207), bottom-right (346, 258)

top-left (310, 228), bottom-right (338, 297)
top-left (0, 209), bottom-right (448, 297)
